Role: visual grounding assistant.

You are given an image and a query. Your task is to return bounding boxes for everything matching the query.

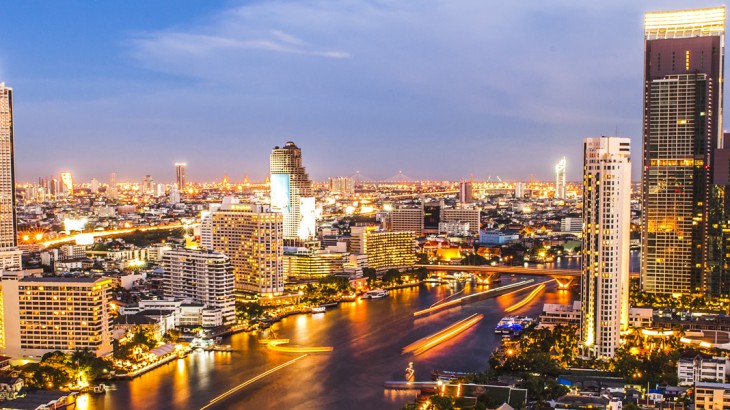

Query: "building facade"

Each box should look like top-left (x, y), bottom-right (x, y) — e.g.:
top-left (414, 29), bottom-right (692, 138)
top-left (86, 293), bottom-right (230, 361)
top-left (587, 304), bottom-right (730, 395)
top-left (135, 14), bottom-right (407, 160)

top-left (580, 137), bottom-right (632, 359)
top-left (0, 274), bottom-right (113, 358)
top-left (350, 227), bottom-right (416, 272)
top-left (211, 201), bottom-right (284, 295)
top-left (642, 7), bottom-right (725, 295)
top-left (175, 162), bottom-right (186, 191)
top-left (270, 142), bottom-right (313, 242)
top-left (160, 247), bottom-right (235, 325)
top-left (0, 84), bottom-right (20, 271)
top-left (555, 157), bottom-right (566, 199)
top-left (388, 208), bottom-right (424, 234)
top-left (678, 353), bottom-right (728, 385)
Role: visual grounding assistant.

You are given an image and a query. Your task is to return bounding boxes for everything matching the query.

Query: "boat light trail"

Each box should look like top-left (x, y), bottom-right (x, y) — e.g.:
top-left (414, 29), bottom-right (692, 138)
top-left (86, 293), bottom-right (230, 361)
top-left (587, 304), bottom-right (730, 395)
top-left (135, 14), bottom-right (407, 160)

top-left (403, 313), bottom-right (483, 356)
top-left (258, 338), bottom-right (334, 353)
top-left (504, 283), bottom-right (547, 313)
top-left (413, 280), bottom-right (534, 316)
top-left (200, 354), bottom-right (308, 410)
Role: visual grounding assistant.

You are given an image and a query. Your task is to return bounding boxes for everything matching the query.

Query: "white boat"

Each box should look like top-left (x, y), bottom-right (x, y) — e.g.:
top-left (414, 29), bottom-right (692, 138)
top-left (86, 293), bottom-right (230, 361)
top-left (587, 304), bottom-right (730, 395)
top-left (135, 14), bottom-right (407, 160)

top-left (311, 306), bottom-right (326, 313)
top-left (363, 289), bottom-right (389, 299)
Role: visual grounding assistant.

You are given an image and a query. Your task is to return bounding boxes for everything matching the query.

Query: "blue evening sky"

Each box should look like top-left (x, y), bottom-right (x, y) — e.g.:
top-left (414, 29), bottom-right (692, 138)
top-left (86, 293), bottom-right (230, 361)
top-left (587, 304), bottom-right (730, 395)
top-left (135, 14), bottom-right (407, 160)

top-left (1, 0), bottom-right (724, 183)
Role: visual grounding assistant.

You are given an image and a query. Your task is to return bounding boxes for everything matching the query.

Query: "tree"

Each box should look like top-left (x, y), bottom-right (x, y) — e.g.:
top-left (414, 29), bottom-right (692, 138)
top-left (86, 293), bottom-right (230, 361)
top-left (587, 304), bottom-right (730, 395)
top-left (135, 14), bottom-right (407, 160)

top-left (427, 395), bottom-right (455, 410)
top-left (462, 254), bottom-right (488, 266)
top-left (363, 268), bottom-right (378, 287)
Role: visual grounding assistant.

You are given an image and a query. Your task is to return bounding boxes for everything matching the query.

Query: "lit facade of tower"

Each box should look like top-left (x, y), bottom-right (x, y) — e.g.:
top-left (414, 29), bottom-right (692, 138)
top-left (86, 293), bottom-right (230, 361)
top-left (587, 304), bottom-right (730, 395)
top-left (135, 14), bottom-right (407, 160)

top-left (580, 137), bottom-right (631, 359)
top-left (642, 7), bottom-right (725, 295)
top-left (555, 157), bottom-right (566, 199)
top-left (108, 172), bottom-right (117, 200)
top-left (175, 162), bottom-right (186, 191)
top-left (270, 142), bottom-right (313, 241)
top-left (459, 180), bottom-right (473, 204)
top-left (60, 172), bottom-right (73, 195)
top-left (0, 84), bottom-right (20, 270)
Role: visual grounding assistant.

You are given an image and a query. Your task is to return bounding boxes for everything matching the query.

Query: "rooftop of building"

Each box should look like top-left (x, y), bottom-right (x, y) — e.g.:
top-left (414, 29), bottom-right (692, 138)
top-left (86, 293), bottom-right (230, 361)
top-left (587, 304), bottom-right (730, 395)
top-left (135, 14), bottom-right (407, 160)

top-left (19, 275), bottom-right (108, 284)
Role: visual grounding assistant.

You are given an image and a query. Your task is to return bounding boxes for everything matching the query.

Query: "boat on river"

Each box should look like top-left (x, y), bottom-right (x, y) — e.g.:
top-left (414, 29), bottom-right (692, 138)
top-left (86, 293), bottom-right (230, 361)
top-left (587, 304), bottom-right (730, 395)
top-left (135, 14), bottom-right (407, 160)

top-left (494, 315), bottom-right (533, 335)
top-left (363, 289), bottom-right (389, 299)
top-left (311, 306), bottom-right (326, 313)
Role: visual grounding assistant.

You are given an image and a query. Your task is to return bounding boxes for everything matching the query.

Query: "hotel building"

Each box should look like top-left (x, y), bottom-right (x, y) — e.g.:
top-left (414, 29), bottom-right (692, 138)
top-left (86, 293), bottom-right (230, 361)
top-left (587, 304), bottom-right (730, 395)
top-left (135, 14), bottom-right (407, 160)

top-left (0, 84), bottom-right (20, 270)
top-left (0, 274), bottom-right (113, 358)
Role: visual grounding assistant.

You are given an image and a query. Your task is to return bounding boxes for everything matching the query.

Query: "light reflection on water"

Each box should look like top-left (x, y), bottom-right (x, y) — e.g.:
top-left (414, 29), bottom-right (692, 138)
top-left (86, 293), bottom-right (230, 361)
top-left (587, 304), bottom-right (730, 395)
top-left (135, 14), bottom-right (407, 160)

top-left (90, 277), bottom-right (575, 410)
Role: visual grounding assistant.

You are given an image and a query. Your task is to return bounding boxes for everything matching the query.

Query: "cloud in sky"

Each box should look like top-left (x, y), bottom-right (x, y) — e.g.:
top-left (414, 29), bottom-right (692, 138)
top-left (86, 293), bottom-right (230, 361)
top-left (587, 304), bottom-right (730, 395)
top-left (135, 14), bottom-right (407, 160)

top-left (9, 0), bottom-right (727, 182)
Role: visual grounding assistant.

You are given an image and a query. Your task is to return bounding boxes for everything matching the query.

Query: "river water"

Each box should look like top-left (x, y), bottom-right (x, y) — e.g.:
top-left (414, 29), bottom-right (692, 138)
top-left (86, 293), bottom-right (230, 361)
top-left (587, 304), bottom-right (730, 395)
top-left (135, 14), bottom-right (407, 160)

top-left (82, 275), bottom-right (576, 410)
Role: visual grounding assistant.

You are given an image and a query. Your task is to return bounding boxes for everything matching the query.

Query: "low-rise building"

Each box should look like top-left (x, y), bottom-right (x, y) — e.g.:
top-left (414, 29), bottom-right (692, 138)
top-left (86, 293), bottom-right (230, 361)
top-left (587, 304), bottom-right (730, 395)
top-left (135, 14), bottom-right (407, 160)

top-left (479, 230), bottom-right (519, 245)
top-left (678, 353), bottom-right (729, 385)
top-left (695, 382), bottom-right (730, 410)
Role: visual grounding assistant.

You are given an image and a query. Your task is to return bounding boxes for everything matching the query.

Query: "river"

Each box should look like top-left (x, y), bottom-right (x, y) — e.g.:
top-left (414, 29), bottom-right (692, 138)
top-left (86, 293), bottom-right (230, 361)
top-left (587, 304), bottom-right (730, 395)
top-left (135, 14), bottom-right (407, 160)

top-left (82, 276), bottom-right (575, 410)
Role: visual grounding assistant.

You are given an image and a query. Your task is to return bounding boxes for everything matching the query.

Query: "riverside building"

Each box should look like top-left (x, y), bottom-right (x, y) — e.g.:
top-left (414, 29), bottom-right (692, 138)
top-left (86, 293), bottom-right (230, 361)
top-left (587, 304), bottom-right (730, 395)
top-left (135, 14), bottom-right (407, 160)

top-left (580, 137), bottom-right (632, 359)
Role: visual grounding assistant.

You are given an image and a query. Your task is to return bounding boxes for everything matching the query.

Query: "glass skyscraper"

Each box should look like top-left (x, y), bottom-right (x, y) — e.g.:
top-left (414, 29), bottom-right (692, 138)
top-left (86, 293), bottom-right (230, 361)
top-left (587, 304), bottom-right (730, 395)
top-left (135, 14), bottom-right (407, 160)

top-left (641, 7), bottom-right (725, 295)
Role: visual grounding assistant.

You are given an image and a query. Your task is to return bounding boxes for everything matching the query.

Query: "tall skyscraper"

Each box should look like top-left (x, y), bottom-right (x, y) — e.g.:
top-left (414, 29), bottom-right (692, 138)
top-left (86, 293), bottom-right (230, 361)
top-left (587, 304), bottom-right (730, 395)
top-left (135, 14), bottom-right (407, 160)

top-left (175, 162), bottom-right (186, 191)
top-left (642, 7), bottom-right (725, 295)
top-left (580, 137), bottom-right (631, 359)
top-left (555, 157), bottom-right (566, 199)
top-left (270, 142), bottom-right (313, 242)
top-left (0, 84), bottom-right (21, 270)
top-left (108, 172), bottom-right (117, 200)
top-left (60, 172), bottom-right (73, 195)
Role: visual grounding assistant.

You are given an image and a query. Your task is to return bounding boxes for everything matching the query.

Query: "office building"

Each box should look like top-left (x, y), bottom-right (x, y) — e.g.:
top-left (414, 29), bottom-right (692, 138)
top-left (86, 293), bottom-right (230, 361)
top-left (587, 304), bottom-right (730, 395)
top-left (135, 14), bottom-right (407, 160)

top-left (90, 178), bottom-right (99, 194)
top-left (349, 227), bottom-right (416, 272)
top-left (211, 199), bottom-right (284, 295)
top-left (642, 7), bottom-right (725, 295)
top-left (441, 207), bottom-right (480, 235)
top-left (515, 182), bottom-right (525, 198)
top-left (0, 84), bottom-right (20, 270)
top-left (283, 249), bottom-right (347, 281)
top-left (580, 137), bottom-right (631, 359)
top-left (175, 162), bottom-right (186, 191)
top-left (555, 157), bottom-right (566, 199)
top-left (0, 274), bottom-right (113, 358)
top-left (388, 208), bottom-right (424, 234)
top-left (160, 247), bottom-right (235, 326)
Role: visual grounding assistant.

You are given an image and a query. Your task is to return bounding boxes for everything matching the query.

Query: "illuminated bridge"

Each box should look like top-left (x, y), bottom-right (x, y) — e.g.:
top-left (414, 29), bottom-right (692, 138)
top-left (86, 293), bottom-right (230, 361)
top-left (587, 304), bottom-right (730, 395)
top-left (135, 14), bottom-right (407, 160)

top-left (416, 265), bottom-right (639, 289)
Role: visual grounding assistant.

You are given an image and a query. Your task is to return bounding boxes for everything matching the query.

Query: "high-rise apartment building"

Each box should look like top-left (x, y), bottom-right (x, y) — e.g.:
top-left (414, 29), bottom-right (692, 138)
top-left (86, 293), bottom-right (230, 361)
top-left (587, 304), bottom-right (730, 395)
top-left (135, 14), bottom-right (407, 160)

top-left (60, 172), bottom-right (73, 195)
top-left (270, 142), bottom-right (313, 242)
top-left (642, 7), bottom-right (725, 295)
top-left (108, 172), bottom-right (117, 200)
top-left (459, 180), bottom-right (473, 204)
top-left (175, 162), bottom-right (186, 191)
top-left (160, 247), bottom-right (235, 326)
top-left (211, 199), bottom-right (284, 295)
top-left (0, 274), bottom-right (114, 358)
top-left (0, 84), bottom-right (20, 270)
top-left (580, 137), bottom-right (631, 359)
top-left (329, 176), bottom-right (355, 196)
top-left (555, 157), bottom-right (566, 199)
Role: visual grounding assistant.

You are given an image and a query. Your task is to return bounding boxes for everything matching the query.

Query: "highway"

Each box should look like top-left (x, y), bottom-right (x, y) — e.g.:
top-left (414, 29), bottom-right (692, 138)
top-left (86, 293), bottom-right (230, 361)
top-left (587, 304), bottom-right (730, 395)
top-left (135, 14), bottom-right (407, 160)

top-left (39, 223), bottom-right (196, 247)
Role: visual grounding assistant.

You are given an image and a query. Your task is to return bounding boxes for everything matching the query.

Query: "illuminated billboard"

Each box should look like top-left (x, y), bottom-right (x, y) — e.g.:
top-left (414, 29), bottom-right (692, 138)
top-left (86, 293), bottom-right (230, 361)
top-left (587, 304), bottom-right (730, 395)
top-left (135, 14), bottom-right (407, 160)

top-left (270, 174), bottom-right (291, 214)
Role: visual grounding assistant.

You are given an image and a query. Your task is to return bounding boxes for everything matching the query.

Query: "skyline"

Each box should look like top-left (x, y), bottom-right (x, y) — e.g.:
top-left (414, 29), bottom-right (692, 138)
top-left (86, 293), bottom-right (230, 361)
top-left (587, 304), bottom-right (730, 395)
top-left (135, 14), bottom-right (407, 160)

top-left (2, 0), bottom-right (725, 182)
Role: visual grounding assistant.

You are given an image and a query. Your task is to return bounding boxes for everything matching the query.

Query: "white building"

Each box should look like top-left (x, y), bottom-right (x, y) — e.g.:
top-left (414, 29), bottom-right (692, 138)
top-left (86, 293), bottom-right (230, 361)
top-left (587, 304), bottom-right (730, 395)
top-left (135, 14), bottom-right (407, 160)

top-left (160, 248), bottom-right (235, 325)
top-left (560, 217), bottom-right (582, 233)
top-left (580, 137), bottom-right (632, 359)
top-left (678, 354), bottom-right (729, 386)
